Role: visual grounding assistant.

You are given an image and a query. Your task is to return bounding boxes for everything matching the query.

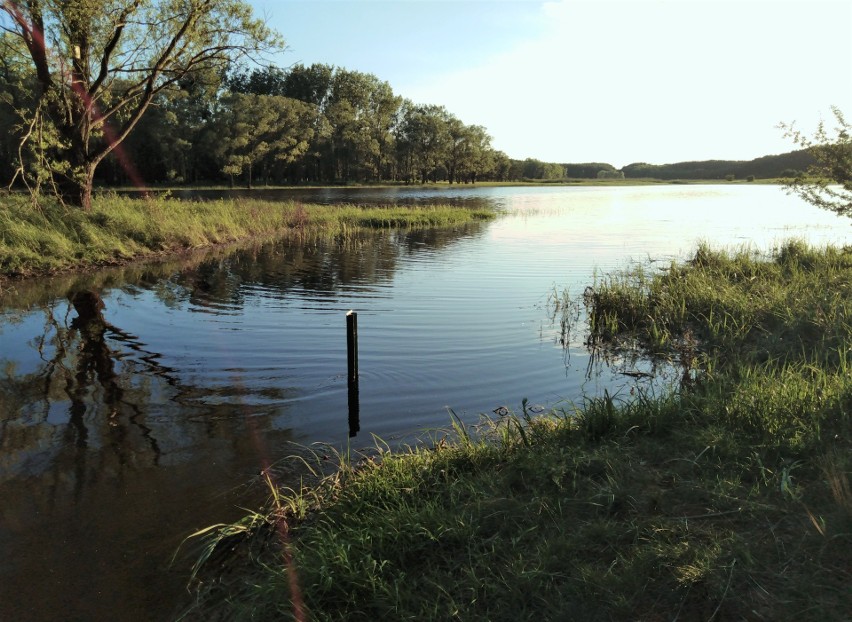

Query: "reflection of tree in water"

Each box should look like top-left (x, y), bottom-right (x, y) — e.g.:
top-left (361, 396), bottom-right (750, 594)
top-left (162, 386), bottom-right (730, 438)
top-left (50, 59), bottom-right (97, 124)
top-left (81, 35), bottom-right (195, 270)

top-left (67, 291), bottom-right (123, 441)
top-left (0, 291), bottom-right (172, 497)
top-left (167, 222), bottom-right (488, 308)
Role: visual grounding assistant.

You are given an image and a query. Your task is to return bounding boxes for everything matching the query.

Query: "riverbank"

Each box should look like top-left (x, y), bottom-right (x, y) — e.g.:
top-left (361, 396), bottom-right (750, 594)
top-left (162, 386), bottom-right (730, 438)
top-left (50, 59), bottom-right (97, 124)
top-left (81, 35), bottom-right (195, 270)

top-left (0, 194), bottom-right (494, 282)
top-left (185, 241), bottom-right (851, 621)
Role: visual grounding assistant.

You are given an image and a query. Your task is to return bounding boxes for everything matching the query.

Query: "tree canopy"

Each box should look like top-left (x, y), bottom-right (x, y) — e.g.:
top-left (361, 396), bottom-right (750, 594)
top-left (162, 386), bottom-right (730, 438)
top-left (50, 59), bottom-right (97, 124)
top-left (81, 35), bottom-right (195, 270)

top-left (0, 0), bottom-right (280, 208)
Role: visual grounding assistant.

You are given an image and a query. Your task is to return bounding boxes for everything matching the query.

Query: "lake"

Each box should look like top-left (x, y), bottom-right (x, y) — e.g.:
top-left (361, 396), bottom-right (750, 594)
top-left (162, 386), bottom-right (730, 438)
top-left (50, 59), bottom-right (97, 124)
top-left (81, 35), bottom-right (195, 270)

top-left (0, 184), bottom-right (848, 620)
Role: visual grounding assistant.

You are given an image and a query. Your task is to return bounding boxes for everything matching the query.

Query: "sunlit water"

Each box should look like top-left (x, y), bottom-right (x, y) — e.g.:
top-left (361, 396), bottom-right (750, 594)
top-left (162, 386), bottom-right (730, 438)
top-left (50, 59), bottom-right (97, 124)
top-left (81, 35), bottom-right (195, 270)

top-left (1, 184), bottom-right (848, 620)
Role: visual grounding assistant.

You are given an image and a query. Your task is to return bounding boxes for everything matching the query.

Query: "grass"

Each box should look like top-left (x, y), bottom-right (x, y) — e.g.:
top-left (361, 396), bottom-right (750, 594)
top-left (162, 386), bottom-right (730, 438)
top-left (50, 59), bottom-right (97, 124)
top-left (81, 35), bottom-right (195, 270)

top-left (0, 193), bottom-right (494, 280)
top-left (586, 240), bottom-right (852, 366)
top-left (183, 241), bottom-right (851, 621)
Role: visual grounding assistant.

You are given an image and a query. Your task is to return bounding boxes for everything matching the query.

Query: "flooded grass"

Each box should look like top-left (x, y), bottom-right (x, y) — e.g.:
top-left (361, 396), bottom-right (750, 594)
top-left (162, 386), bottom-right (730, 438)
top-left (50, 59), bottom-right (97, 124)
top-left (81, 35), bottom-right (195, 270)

top-left (0, 193), bottom-right (494, 280)
top-left (184, 242), bottom-right (851, 621)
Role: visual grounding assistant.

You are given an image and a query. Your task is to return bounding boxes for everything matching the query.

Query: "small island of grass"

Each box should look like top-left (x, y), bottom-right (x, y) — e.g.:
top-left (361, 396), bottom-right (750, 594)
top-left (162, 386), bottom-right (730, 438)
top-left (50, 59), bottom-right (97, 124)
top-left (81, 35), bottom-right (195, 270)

top-left (0, 194), bottom-right (494, 281)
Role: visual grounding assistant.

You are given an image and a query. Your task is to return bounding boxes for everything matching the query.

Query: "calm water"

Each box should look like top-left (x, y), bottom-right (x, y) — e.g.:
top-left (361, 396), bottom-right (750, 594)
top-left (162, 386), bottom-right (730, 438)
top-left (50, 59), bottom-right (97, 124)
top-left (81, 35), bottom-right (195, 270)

top-left (1, 185), bottom-right (849, 620)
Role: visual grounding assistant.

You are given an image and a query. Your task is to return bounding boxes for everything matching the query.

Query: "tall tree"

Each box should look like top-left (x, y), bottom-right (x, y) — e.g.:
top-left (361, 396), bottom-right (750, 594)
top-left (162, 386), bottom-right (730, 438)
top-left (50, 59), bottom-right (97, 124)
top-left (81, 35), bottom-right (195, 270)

top-left (0, 0), bottom-right (280, 209)
top-left (444, 120), bottom-right (493, 184)
top-left (397, 104), bottom-right (451, 183)
top-left (225, 64), bottom-right (288, 97)
top-left (490, 150), bottom-right (511, 181)
top-left (282, 62), bottom-right (333, 108)
top-left (0, 31), bottom-right (37, 187)
top-left (323, 69), bottom-right (401, 182)
top-left (214, 92), bottom-right (315, 188)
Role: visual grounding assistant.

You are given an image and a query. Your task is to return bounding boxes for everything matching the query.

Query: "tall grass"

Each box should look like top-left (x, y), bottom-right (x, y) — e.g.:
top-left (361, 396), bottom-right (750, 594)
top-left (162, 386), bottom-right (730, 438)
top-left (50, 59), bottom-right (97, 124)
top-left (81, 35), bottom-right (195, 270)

top-left (0, 193), bottom-right (494, 279)
top-left (588, 241), bottom-right (852, 365)
top-left (184, 242), bottom-right (851, 621)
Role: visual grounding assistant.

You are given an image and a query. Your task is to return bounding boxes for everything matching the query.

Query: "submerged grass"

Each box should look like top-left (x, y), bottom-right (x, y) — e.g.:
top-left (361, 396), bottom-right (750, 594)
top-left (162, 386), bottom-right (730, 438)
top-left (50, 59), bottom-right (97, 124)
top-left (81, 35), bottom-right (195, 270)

top-left (0, 193), bottom-right (494, 280)
top-left (184, 242), bottom-right (851, 621)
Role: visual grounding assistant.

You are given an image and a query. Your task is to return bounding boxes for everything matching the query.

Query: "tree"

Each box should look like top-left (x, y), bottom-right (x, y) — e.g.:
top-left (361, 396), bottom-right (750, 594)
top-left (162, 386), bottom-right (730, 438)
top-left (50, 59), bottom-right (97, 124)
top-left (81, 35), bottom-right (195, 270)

top-left (489, 150), bottom-right (511, 181)
top-left (280, 63), bottom-right (334, 182)
top-left (322, 68), bottom-right (401, 182)
top-left (397, 104), bottom-right (451, 183)
top-left (0, 30), bottom-right (42, 189)
top-left (780, 106), bottom-right (852, 217)
top-left (445, 122), bottom-right (493, 184)
top-left (282, 63), bottom-right (334, 108)
top-left (442, 115), bottom-right (464, 184)
top-left (225, 64), bottom-right (287, 97)
top-left (0, 0), bottom-right (280, 209)
top-left (214, 93), bottom-right (315, 188)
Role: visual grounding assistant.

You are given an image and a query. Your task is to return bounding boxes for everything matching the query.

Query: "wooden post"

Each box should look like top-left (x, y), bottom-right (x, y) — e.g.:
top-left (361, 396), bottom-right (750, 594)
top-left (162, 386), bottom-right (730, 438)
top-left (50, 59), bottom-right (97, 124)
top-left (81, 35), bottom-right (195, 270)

top-left (346, 310), bottom-right (360, 437)
top-left (348, 382), bottom-right (360, 438)
top-left (346, 310), bottom-right (358, 384)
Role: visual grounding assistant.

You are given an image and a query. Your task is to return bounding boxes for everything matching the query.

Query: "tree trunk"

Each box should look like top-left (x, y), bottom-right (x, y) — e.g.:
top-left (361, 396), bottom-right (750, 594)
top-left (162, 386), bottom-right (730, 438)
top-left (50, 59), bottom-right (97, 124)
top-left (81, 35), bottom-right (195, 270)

top-left (79, 178), bottom-right (93, 211)
top-left (56, 164), bottom-right (95, 211)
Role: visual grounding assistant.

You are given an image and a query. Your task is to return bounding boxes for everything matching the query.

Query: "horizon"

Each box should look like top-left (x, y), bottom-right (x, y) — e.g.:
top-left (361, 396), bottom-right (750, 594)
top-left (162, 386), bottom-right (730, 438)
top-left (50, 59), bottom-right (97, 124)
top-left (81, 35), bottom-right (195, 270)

top-left (248, 0), bottom-right (852, 168)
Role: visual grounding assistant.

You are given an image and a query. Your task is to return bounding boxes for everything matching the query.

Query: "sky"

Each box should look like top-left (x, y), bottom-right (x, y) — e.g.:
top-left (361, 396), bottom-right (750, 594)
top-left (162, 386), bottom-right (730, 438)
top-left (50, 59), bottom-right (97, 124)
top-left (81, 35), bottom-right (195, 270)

top-left (248, 0), bottom-right (852, 167)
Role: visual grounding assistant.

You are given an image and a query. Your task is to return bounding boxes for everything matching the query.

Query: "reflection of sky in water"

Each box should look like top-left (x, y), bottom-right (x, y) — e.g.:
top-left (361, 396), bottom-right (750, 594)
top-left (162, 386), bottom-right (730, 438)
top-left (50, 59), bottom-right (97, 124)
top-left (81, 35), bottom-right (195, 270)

top-left (0, 184), bottom-right (849, 621)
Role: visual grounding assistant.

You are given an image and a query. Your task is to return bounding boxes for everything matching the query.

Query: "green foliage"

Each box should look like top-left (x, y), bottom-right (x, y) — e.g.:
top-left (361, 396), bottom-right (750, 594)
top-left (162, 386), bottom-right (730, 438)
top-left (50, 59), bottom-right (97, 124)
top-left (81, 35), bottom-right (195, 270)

top-left (323, 69), bottom-right (403, 182)
top-left (564, 162), bottom-right (618, 178)
top-left (596, 169), bottom-right (625, 180)
top-left (225, 64), bottom-right (290, 97)
top-left (0, 0), bottom-right (282, 208)
top-left (395, 102), bottom-right (453, 183)
top-left (587, 241), bottom-right (852, 367)
top-left (214, 93), bottom-right (316, 187)
top-left (515, 158), bottom-right (565, 180)
top-left (443, 118), bottom-right (494, 184)
top-left (781, 106), bottom-right (852, 217)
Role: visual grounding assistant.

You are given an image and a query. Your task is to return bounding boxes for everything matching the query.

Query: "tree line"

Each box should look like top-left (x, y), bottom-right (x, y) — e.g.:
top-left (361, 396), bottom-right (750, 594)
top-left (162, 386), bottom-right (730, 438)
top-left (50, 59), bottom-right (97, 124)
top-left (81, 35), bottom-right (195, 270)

top-left (0, 1), bottom-right (498, 206)
top-left (116, 63), bottom-right (514, 188)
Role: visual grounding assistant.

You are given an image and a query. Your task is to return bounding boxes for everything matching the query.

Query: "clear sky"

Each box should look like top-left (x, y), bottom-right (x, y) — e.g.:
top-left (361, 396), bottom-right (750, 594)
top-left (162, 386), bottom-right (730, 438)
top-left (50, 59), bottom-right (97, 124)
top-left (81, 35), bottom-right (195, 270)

top-left (248, 0), bottom-right (852, 167)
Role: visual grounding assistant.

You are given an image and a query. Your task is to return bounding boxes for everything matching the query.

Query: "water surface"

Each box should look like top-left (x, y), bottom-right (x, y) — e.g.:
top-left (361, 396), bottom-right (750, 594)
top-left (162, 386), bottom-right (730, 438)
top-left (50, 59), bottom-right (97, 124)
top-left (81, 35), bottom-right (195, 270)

top-left (1, 184), bottom-right (848, 620)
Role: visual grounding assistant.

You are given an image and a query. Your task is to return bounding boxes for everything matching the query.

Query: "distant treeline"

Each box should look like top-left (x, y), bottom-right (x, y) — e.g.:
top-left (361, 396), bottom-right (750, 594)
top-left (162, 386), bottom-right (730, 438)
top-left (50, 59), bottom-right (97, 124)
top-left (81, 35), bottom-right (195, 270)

top-left (619, 150), bottom-right (815, 181)
top-left (0, 56), bottom-right (811, 188)
top-left (513, 150), bottom-right (814, 182)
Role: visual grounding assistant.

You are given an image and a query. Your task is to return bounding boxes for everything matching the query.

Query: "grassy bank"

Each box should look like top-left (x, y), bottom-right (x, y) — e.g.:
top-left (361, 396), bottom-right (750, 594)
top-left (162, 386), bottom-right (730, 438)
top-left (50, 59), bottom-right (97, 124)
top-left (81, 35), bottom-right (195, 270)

top-left (185, 242), bottom-right (850, 621)
top-left (0, 193), bottom-right (494, 280)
